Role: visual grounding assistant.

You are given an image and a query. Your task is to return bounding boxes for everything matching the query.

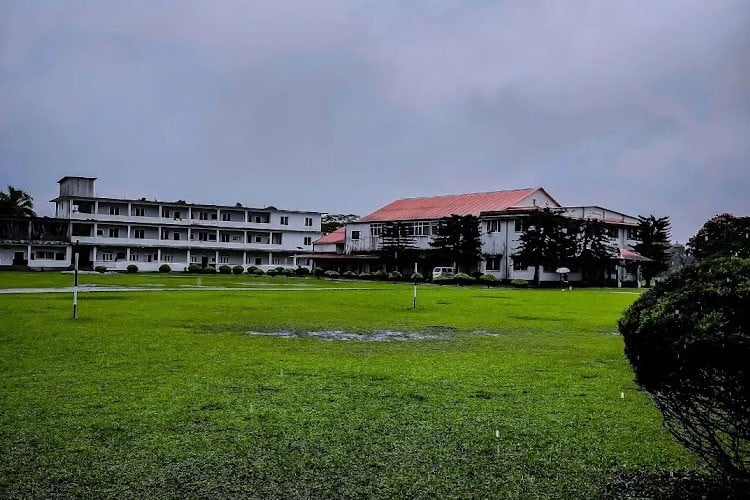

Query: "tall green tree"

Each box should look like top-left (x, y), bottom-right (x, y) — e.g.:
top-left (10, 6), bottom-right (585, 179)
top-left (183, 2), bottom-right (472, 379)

top-left (429, 214), bottom-right (482, 273)
top-left (514, 208), bottom-right (576, 284)
top-left (379, 222), bottom-right (416, 272)
top-left (575, 218), bottom-right (618, 284)
top-left (686, 213), bottom-right (750, 260)
top-left (321, 213), bottom-right (359, 234)
top-left (634, 215), bottom-right (671, 286)
top-left (0, 186), bottom-right (36, 217)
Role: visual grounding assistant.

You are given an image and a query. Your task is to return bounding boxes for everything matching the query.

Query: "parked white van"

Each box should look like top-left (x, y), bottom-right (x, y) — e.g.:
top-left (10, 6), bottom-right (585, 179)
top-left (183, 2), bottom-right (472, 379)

top-left (432, 267), bottom-right (455, 280)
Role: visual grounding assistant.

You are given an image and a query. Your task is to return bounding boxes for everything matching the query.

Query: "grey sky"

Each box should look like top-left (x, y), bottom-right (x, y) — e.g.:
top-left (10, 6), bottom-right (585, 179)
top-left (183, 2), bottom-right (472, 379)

top-left (1, 0), bottom-right (748, 242)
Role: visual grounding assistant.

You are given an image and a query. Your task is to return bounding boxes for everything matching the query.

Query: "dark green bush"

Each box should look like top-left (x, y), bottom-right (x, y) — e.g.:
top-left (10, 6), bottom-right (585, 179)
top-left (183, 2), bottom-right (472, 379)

top-left (232, 265), bottom-right (244, 275)
top-left (295, 266), bottom-right (311, 276)
top-left (324, 270), bottom-right (340, 279)
top-left (158, 264), bottom-right (171, 273)
top-left (358, 272), bottom-right (372, 280)
top-left (94, 266), bottom-right (107, 273)
top-left (619, 257), bottom-right (750, 482)
top-left (454, 272), bottom-right (474, 285)
top-left (480, 274), bottom-right (498, 287)
top-left (313, 268), bottom-right (325, 278)
top-left (433, 275), bottom-right (453, 285)
top-left (126, 264), bottom-right (138, 273)
top-left (411, 272), bottom-right (424, 282)
top-left (388, 271), bottom-right (403, 281)
top-left (219, 265), bottom-right (232, 274)
top-left (246, 265), bottom-right (259, 275)
top-left (253, 268), bottom-right (265, 276)
top-left (282, 268), bottom-right (296, 276)
top-left (187, 263), bottom-right (201, 273)
top-left (373, 270), bottom-right (387, 280)
top-left (266, 268), bottom-right (279, 277)
top-left (343, 271), bottom-right (358, 279)
top-left (204, 266), bottom-right (216, 274)
top-left (510, 278), bottom-right (528, 288)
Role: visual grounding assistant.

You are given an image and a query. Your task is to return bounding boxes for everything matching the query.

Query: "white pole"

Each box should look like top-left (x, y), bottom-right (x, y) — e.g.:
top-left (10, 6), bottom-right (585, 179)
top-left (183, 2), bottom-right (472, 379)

top-left (412, 262), bottom-right (418, 309)
top-left (73, 252), bottom-right (79, 319)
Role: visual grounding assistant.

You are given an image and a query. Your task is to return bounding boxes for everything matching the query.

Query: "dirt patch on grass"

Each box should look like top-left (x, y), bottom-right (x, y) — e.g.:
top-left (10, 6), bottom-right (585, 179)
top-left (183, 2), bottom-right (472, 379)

top-left (245, 330), bottom-right (447, 341)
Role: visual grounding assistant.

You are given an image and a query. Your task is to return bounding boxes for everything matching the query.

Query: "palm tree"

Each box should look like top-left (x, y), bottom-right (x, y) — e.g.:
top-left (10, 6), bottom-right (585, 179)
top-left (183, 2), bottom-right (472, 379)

top-left (0, 185), bottom-right (36, 217)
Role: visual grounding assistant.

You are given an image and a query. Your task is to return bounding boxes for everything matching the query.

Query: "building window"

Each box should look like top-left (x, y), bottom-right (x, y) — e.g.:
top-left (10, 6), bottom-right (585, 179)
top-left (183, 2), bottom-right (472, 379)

top-left (173, 211), bottom-right (182, 220)
top-left (133, 207), bottom-right (145, 217)
top-left (134, 229), bottom-right (145, 239)
top-left (199, 212), bottom-right (209, 221)
top-left (272, 233), bottom-right (282, 244)
top-left (96, 229), bottom-right (103, 236)
top-left (305, 217), bottom-right (313, 227)
top-left (627, 227), bottom-right (637, 240)
top-left (514, 219), bottom-right (526, 232)
top-left (351, 230), bottom-right (360, 240)
top-left (191, 255), bottom-right (200, 263)
top-left (232, 235), bottom-right (242, 241)
top-left (211, 212), bottom-right (217, 220)
top-left (413, 222), bottom-right (427, 236)
top-left (221, 233), bottom-right (230, 243)
top-left (486, 256), bottom-right (501, 271)
top-left (198, 232), bottom-right (209, 242)
top-left (513, 259), bottom-right (527, 271)
top-left (116, 252), bottom-right (125, 260)
top-left (221, 213), bottom-right (231, 221)
top-left (272, 257), bottom-right (282, 265)
top-left (280, 216), bottom-right (289, 225)
top-left (304, 236), bottom-right (312, 245)
top-left (162, 255), bottom-right (173, 263)
top-left (162, 231), bottom-right (169, 240)
top-left (55, 252), bottom-right (65, 260)
top-left (162, 208), bottom-right (170, 218)
top-left (607, 226), bottom-right (619, 238)
top-left (101, 252), bottom-right (113, 262)
top-left (130, 254), bottom-right (139, 262)
top-left (255, 257), bottom-right (262, 265)
top-left (109, 206), bottom-right (120, 215)
top-left (255, 235), bottom-right (263, 243)
top-left (219, 256), bottom-right (229, 264)
top-left (486, 220), bottom-right (499, 233)
top-left (370, 223), bottom-right (383, 237)
top-left (109, 228), bottom-right (119, 238)
top-left (174, 232), bottom-right (180, 241)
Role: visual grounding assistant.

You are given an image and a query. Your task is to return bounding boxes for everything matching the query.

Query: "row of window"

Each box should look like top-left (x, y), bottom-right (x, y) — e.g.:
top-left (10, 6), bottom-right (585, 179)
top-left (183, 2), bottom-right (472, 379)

top-left (32, 251), bottom-right (66, 260)
top-left (90, 229), bottom-right (311, 245)
top-left (100, 206), bottom-right (314, 226)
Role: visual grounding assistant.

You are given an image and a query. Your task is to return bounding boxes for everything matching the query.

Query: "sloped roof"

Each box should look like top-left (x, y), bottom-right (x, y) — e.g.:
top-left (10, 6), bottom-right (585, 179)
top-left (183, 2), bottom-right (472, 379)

top-left (313, 226), bottom-right (346, 244)
top-left (359, 188), bottom-right (556, 222)
top-left (616, 248), bottom-right (653, 262)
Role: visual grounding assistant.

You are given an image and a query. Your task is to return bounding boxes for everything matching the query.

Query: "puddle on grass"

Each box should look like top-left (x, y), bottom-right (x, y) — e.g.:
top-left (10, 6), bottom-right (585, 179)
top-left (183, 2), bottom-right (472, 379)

top-left (246, 330), bottom-right (447, 341)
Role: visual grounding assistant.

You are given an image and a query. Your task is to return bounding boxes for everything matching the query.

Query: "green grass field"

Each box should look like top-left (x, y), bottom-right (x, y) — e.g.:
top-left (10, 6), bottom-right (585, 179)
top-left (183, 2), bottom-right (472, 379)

top-left (0, 272), bottom-right (697, 498)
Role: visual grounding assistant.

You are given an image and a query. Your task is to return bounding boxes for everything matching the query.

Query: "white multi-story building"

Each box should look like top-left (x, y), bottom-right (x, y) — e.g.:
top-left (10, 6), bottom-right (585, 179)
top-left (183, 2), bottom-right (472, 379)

top-left (313, 187), bottom-right (646, 283)
top-left (53, 176), bottom-right (321, 271)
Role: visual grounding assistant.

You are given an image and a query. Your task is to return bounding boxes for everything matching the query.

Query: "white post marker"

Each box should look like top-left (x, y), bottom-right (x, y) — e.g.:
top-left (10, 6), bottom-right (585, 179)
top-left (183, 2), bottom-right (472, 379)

top-left (413, 262), bottom-right (418, 309)
top-left (73, 252), bottom-right (79, 320)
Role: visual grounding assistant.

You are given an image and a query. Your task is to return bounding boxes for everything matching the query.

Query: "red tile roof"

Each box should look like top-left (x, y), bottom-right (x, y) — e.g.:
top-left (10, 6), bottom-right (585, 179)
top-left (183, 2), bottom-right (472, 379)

top-left (359, 188), bottom-right (557, 222)
top-left (313, 226), bottom-right (345, 244)
top-left (617, 248), bottom-right (653, 262)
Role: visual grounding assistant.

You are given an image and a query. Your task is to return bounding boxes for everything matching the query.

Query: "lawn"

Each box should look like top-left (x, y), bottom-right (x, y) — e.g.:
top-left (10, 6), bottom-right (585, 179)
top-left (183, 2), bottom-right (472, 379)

top-left (0, 272), bottom-right (696, 498)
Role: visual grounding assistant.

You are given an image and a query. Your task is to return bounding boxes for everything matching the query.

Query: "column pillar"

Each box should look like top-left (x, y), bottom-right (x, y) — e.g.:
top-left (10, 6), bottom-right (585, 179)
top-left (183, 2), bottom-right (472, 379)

top-left (186, 249), bottom-right (191, 268)
top-left (128, 202), bottom-right (132, 216)
top-left (92, 246), bottom-right (97, 263)
top-left (157, 248), bottom-right (162, 264)
top-left (243, 250), bottom-right (247, 266)
top-left (215, 250), bottom-right (220, 267)
top-left (268, 252), bottom-right (273, 265)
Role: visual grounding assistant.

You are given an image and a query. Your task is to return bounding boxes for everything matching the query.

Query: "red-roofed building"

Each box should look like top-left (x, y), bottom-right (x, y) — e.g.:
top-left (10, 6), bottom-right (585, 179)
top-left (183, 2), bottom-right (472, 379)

top-left (312, 187), bottom-right (644, 285)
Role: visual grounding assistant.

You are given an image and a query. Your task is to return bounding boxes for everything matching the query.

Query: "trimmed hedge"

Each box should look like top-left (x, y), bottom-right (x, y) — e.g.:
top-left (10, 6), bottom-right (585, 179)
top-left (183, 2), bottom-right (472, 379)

top-left (95, 266), bottom-right (107, 273)
top-left (232, 265), bottom-right (244, 275)
top-left (159, 264), bottom-right (171, 273)
top-left (324, 270), bottom-right (340, 279)
top-left (619, 257), bottom-right (750, 482)
top-left (219, 265), bottom-right (232, 274)
top-left (126, 264), bottom-right (138, 273)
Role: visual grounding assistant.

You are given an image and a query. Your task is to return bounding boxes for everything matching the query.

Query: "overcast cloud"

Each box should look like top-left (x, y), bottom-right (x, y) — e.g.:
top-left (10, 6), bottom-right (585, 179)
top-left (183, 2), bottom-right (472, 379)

top-left (1, 0), bottom-right (748, 241)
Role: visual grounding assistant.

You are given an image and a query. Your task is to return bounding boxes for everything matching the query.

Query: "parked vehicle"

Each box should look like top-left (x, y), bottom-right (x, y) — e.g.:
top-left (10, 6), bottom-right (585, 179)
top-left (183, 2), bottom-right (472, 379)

top-left (432, 267), bottom-right (455, 280)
